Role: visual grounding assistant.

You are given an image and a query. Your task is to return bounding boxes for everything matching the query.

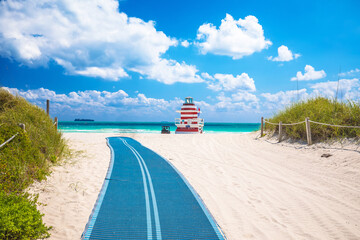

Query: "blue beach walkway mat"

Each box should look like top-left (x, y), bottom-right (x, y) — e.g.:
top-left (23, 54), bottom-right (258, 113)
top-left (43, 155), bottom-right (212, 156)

top-left (82, 137), bottom-right (226, 239)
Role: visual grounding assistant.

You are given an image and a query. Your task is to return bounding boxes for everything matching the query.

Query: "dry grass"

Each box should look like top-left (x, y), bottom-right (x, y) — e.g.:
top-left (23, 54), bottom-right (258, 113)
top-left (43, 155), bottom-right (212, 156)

top-left (266, 97), bottom-right (360, 142)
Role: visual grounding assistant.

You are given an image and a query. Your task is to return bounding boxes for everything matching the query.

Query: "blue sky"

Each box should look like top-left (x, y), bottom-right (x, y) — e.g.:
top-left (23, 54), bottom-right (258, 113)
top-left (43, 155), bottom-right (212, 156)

top-left (0, 0), bottom-right (359, 122)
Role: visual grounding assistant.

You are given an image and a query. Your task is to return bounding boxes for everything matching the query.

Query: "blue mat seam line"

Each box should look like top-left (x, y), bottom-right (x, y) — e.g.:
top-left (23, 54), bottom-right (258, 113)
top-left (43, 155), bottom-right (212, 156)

top-left (81, 137), bottom-right (115, 240)
top-left (81, 136), bottom-right (226, 239)
top-left (126, 140), bottom-right (162, 240)
top-left (142, 145), bottom-right (227, 240)
top-left (121, 138), bottom-right (153, 239)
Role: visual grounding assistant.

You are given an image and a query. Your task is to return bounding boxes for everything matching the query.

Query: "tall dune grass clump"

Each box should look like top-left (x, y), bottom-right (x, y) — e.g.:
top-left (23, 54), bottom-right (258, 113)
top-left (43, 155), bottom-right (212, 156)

top-left (266, 97), bottom-right (360, 142)
top-left (0, 89), bottom-right (67, 239)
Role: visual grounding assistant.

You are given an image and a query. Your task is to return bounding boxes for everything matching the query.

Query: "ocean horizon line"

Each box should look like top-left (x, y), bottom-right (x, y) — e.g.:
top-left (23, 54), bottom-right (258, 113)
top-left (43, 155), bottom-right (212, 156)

top-left (58, 121), bottom-right (261, 133)
top-left (59, 121), bottom-right (261, 124)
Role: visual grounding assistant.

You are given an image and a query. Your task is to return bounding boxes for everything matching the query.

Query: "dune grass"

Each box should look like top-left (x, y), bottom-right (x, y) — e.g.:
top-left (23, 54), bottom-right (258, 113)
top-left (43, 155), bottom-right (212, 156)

top-left (266, 97), bottom-right (360, 142)
top-left (0, 89), bottom-right (68, 239)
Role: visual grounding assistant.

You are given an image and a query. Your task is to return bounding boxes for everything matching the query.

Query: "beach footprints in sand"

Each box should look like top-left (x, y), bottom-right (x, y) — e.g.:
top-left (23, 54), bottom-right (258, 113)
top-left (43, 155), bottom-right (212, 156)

top-left (69, 181), bottom-right (87, 195)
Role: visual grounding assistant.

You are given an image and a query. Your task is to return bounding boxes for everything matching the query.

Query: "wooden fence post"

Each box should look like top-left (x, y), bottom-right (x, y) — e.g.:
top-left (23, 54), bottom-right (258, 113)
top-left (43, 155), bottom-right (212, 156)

top-left (54, 117), bottom-right (58, 130)
top-left (278, 121), bottom-right (283, 142)
top-left (305, 117), bottom-right (312, 145)
top-left (46, 99), bottom-right (50, 116)
top-left (261, 117), bottom-right (264, 137)
top-left (18, 123), bottom-right (25, 131)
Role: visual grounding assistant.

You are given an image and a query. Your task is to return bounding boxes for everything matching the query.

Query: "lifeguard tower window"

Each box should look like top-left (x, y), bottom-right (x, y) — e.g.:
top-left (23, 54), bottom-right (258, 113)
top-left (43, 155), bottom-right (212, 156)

top-left (185, 97), bottom-right (193, 104)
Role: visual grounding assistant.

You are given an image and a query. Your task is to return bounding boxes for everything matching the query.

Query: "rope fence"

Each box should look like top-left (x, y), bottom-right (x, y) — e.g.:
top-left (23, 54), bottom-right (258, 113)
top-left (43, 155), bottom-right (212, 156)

top-left (309, 120), bottom-right (360, 129)
top-left (0, 117), bottom-right (57, 150)
top-left (260, 117), bottom-right (360, 145)
top-left (263, 120), bottom-right (277, 125)
top-left (0, 132), bottom-right (19, 149)
top-left (0, 100), bottom-right (58, 150)
top-left (264, 120), bottom-right (305, 126)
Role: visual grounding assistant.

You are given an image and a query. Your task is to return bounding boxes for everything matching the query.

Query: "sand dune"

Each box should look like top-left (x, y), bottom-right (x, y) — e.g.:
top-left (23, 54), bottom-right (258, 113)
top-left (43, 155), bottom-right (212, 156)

top-left (29, 132), bottom-right (360, 239)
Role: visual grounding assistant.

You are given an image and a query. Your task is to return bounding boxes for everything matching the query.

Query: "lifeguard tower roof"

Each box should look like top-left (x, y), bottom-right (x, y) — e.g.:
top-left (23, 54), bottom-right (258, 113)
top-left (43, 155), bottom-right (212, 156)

top-left (184, 97), bottom-right (194, 105)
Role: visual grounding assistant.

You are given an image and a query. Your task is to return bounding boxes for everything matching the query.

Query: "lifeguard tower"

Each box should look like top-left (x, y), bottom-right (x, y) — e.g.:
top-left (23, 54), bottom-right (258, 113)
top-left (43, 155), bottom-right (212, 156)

top-left (175, 97), bottom-right (204, 134)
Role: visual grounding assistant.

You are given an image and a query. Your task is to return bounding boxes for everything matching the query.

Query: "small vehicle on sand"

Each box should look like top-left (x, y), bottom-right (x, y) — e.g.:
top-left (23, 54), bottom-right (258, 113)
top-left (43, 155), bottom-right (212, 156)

top-left (161, 125), bottom-right (170, 134)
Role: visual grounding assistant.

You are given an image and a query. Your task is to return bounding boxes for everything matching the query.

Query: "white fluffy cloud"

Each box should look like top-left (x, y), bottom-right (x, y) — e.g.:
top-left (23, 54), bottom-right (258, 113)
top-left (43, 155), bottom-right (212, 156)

top-left (132, 59), bottom-right (203, 84)
top-left (261, 78), bottom-right (360, 111)
top-left (215, 93), bottom-right (232, 109)
top-left (196, 14), bottom-right (272, 59)
top-left (291, 65), bottom-right (326, 81)
top-left (310, 78), bottom-right (359, 99)
top-left (339, 68), bottom-right (360, 77)
top-left (181, 40), bottom-right (190, 47)
top-left (215, 92), bottom-right (259, 111)
top-left (3, 85), bottom-right (261, 120)
top-left (231, 91), bottom-right (258, 102)
top-left (0, 0), bottom-right (202, 84)
top-left (202, 72), bottom-right (256, 92)
top-left (268, 45), bottom-right (300, 62)
top-left (75, 67), bottom-right (129, 80)
top-left (2, 86), bottom-right (189, 119)
top-left (261, 89), bottom-right (308, 105)
top-left (3, 86), bottom-right (264, 121)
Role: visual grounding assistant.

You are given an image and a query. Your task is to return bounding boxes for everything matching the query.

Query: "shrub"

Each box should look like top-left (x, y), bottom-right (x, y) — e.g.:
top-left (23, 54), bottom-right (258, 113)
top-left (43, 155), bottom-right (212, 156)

top-left (0, 89), bottom-right (68, 239)
top-left (0, 124), bottom-right (47, 193)
top-left (0, 89), bottom-right (67, 193)
top-left (0, 191), bottom-right (51, 239)
top-left (266, 97), bottom-right (360, 142)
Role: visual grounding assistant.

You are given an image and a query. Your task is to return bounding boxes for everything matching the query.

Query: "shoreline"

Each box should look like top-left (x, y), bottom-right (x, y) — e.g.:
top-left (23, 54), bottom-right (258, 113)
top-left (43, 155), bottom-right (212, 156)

top-left (28, 132), bottom-right (360, 239)
top-left (58, 131), bottom-right (254, 134)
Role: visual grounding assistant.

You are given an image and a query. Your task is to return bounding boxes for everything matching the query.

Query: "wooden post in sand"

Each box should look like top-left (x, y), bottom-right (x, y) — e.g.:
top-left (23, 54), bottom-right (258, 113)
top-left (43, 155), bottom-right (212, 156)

top-left (54, 117), bottom-right (58, 130)
top-left (18, 123), bottom-right (25, 131)
top-left (46, 99), bottom-right (50, 116)
top-left (261, 117), bottom-right (264, 137)
top-left (305, 117), bottom-right (312, 145)
top-left (278, 121), bottom-right (283, 142)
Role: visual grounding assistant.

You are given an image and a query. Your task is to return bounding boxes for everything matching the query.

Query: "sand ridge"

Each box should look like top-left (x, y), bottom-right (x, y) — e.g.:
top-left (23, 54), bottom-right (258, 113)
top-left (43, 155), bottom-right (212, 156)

top-left (28, 132), bottom-right (360, 239)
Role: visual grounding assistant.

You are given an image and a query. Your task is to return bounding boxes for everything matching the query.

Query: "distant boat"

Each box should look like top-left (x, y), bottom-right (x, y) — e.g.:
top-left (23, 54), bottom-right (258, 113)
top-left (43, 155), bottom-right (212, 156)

top-left (74, 119), bottom-right (94, 121)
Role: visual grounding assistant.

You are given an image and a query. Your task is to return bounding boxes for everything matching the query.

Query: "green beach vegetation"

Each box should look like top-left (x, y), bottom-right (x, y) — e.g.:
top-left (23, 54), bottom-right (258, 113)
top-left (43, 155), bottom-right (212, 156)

top-left (0, 89), bottom-right (67, 239)
top-left (265, 97), bottom-right (360, 142)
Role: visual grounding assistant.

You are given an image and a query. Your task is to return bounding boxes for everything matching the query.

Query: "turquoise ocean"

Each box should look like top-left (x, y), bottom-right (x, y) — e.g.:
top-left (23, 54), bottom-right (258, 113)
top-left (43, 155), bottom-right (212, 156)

top-left (59, 122), bottom-right (260, 133)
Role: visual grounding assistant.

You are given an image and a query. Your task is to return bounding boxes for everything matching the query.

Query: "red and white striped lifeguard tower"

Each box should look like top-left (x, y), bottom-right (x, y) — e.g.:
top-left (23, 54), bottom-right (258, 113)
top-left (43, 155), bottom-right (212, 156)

top-left (175, 97), bottom-right (204, 134)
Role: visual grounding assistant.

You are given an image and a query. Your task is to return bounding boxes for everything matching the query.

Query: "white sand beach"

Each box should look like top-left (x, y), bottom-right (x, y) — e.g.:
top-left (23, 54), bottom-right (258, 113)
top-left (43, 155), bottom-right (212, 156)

top-left (29, 132), bottom-right (360, 240)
